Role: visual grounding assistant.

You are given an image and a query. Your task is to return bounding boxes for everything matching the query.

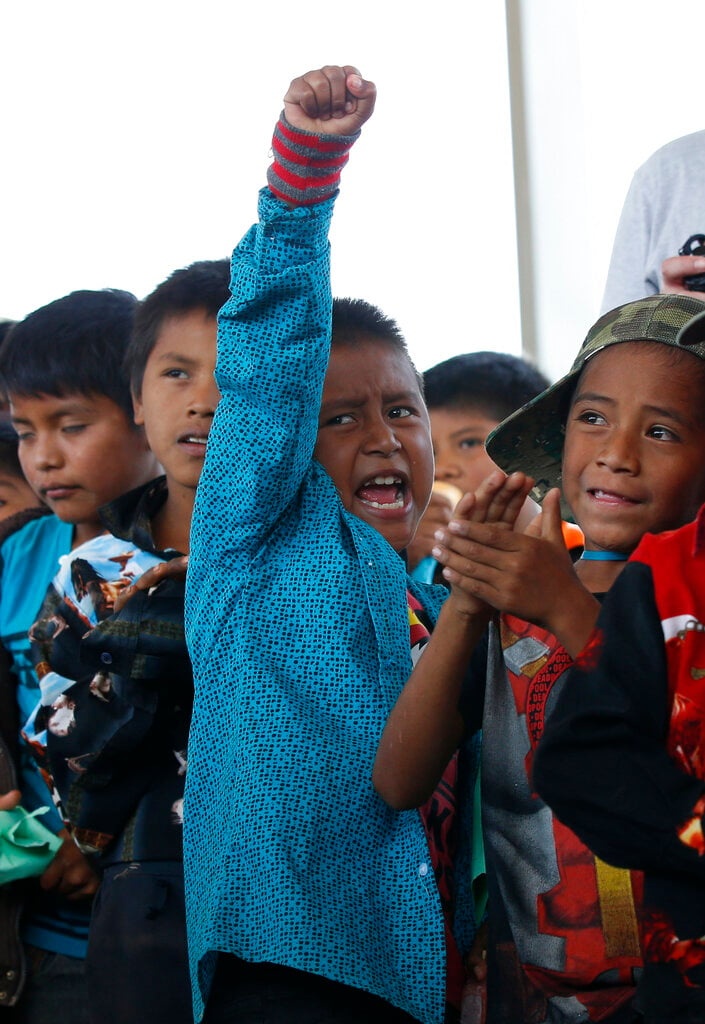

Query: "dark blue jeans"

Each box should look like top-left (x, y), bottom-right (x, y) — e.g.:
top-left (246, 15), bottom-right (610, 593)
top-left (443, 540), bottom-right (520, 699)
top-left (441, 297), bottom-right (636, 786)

top-left (86, 861), bottom-right (193, 1024)
top-left (7, 948), bottom-right (89, 1024)
top-left (203, 957), bottom-right (424, 1024)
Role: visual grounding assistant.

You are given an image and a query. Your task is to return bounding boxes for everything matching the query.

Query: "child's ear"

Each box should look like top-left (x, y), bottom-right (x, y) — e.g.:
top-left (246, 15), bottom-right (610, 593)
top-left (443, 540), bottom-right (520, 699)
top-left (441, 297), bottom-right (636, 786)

top-left (132, 388), bottom-right (144, 427)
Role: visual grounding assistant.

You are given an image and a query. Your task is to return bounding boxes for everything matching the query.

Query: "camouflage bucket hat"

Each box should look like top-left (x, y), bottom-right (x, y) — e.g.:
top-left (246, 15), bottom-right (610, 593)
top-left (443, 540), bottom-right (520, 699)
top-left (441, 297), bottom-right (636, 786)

top-left (486, 293), bottom-right (705, 516)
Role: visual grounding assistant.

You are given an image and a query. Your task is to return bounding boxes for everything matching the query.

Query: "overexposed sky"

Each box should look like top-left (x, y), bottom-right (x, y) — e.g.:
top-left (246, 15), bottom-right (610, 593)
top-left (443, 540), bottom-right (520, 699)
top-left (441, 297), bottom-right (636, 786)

top-left (5, 1), bottom-right (705, 380)
top-left (1, 1), bottom-right (517, 372)
top-left (517, 0), bottom-right (705, 380)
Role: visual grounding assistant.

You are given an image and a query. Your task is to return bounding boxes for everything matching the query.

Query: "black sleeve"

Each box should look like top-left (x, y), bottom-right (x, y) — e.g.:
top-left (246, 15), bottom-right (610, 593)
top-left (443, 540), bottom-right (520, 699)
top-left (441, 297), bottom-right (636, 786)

top-left (457, 625), bottom-right (488, 736)
top-left (534, 561), bottom-right (705, 879)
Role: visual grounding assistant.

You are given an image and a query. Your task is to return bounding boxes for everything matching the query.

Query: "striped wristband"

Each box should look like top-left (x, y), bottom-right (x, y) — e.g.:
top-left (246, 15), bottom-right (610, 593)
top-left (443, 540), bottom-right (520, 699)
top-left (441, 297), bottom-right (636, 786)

top-left (267, 113), bottom-right (361, 206)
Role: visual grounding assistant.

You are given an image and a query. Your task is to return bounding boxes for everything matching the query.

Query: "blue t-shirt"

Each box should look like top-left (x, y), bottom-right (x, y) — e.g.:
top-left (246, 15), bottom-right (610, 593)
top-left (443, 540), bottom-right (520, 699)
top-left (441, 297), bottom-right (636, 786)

top-left (0, 514), bottom-right (90, 957)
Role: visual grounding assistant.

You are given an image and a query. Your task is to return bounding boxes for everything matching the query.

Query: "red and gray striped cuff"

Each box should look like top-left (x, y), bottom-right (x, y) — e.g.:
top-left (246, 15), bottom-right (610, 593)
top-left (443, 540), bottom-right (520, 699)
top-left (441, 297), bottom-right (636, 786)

top-left (267, 113), bottom-right (361, 206)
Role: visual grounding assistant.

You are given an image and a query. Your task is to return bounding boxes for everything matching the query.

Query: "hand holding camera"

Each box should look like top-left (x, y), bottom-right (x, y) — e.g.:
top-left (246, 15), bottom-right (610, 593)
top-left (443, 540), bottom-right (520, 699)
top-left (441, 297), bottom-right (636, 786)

top-left (662, 235), bottom-right (705, 294)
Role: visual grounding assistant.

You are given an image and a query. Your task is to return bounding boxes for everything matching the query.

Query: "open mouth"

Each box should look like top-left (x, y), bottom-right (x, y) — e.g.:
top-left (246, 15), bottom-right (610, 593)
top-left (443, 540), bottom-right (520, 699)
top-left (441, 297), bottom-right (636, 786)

top-left (356, 474), bottom-right (406, 510)
top-left (588, 488), bottom-right (640, 506)
top-left (179, 433), bottom-right (209, 450)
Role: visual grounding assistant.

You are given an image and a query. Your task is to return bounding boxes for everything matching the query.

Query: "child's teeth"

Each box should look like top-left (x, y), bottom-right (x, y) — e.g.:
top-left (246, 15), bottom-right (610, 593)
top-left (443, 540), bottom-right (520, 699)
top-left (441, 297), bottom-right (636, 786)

top-left (365, 498), bottom-right (404, 509)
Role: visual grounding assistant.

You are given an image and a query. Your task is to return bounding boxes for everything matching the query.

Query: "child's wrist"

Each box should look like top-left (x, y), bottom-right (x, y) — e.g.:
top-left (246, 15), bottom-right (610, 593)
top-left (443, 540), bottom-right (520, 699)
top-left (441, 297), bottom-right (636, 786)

top-left (446, 591), bottom-right (493, 631)
top-left (267, 113), bottom-right (360, 206)
top-left (547, 586), bottom-right (600, 659)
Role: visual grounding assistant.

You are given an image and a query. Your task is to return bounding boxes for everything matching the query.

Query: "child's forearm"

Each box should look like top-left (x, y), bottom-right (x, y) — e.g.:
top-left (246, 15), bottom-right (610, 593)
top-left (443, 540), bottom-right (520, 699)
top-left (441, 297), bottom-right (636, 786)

top-left (542, 581), bottom-right (601, 659)
top-left (373, 598), bottom-right (489, 809)
top-left (192, 68), bottom-right (376, 568)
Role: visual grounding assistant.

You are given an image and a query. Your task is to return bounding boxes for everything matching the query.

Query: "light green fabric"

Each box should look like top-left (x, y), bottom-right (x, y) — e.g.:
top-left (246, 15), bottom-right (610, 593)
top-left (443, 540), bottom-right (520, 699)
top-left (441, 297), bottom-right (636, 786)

top-left (0, 805), bottom-right (62, 883)
top-left (471, 765), bottom-right (487, 923)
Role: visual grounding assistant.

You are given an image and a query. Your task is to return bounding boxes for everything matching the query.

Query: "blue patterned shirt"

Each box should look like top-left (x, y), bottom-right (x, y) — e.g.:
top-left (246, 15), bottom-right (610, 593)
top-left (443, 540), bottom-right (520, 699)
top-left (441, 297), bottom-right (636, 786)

top-left (184, 190), bottom-right (478, 1024)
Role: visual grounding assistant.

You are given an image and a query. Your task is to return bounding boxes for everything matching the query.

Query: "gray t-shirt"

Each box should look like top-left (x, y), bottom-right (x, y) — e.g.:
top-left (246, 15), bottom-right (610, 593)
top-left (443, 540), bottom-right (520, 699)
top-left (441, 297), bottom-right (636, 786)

top-left (601, 129), bottom-right (705, 313)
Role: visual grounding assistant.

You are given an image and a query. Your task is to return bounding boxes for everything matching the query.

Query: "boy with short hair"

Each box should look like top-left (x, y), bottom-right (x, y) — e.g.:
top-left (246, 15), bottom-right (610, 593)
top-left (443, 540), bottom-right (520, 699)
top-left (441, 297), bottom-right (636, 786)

top-left (425, 350), bottom-right (549, 494)
top-left (534, 311), bottom-right (705, 1022)
top-left (0, 288), bottom-right (159, 1017)
top-left (184, 66), bottom-right (481, 1024)
top-left (374, 293), bottom-right (705, 1022)
top-left (24, 258), bottom-right (229, 1024)
top-left (408, 351), bottom-right (551, 576)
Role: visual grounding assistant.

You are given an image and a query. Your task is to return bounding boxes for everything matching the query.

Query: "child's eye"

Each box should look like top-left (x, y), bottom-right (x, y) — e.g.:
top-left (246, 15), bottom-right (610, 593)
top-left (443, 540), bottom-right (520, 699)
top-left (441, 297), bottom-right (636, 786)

top-left (648, 424), bottom-right (679, 442)
top-left (576, 410), bottom-right (606, 426)
top-left (165, 368), bottom-right (189, 379)
top-left (62, 424), bottom-right (87, 435)
top-left (459, 437), bottom-right (484, 450)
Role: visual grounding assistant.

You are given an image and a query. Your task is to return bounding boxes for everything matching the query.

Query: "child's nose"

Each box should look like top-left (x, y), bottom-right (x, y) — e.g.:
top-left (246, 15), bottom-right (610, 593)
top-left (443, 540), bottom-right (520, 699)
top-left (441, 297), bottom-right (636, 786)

top-left (189, 376), bottom-right (220, 417)
top-left (433, 452), bottom-right (460, 481)
top-left (33, 434), bottom-right (62, 470)
top-left (596, 430), bottom-right (639, 472)
top-left (363, 417), bottom-right (401, 456)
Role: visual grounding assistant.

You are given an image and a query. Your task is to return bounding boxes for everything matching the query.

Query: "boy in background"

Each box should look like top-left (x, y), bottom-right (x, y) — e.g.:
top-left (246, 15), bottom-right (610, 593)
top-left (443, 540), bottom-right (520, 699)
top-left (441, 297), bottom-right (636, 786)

top-left (408, 351), bottom-right (550, 578)
top-left (184, 66), bottom-right (481, 1024)
top-left (0, 289), bottom-right (158, 1019)
top-left (25, 259), bottom-right (228, 1024)
top-left (535, 313), bottom-right (705, 1023)
top-left (0, 422), bottom-right (45, 524)
top-left (375, 293), bottom-right (705, 1023)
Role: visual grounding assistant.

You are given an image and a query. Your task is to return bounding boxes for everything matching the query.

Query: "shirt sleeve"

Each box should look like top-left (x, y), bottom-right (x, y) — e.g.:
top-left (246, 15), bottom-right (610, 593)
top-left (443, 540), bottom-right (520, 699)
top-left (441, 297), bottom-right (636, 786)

top-left (534, 561), bottom-right (705, 879)
top-left (189, 189), bottom-right (335, 573)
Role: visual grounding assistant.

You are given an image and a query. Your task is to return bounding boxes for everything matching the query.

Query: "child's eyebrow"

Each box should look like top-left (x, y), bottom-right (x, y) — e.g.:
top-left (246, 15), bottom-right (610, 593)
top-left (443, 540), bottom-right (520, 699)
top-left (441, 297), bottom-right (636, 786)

top-left (573, 390), bottom-right (691, 426)
top-left (571, 390), bottom-right (615, 406)
top-left (319, 395), bottom-right (365, 414)
top-left (641, 403), bottom-right (691, 426)
top-left (379, 389), bottom-right (422, 406)
top-left (152, 351), bottom-right (199, 366)
top-left (321, 389), bottom-right (419, 413)
top-left (446, 425), bottom-right (487, 439)
top-left (12, 401), bottom-right (96, 425)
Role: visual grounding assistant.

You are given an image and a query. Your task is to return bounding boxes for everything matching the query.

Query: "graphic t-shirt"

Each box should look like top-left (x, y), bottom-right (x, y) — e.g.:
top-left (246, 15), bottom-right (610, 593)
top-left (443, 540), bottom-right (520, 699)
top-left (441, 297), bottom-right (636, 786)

top-left (479, 612), bottom-right (642, 1023)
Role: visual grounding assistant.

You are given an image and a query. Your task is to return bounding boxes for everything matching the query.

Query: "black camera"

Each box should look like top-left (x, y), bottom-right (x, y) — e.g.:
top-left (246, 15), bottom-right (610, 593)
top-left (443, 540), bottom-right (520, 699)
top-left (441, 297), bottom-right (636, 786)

top-left (678, 234), bottom-right (705, 291)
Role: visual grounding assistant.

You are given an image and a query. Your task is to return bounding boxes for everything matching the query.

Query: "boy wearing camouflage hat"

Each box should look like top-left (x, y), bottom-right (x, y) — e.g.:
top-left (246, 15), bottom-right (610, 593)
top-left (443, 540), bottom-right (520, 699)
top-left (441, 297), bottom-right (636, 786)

top-left (535, 304), bottom-right (705, 1023)
top-left (375, 293), bottom-right (705, 1023)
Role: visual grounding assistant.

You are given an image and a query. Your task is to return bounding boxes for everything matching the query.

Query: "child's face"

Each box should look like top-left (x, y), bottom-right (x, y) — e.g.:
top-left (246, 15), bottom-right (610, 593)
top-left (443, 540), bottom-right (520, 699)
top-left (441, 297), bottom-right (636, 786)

top-left (562, 342), bottom-right (705, 555)
top-left (0, 470), bottom-right (38, 521)
top-left (314, 336), bottom-right (434, 552)
top-left (11, 391), bottom-right (158, 547)
top-left (429, 407), bottom-right (500, 496)
top-left (132, 310), bottom-right (219, 503)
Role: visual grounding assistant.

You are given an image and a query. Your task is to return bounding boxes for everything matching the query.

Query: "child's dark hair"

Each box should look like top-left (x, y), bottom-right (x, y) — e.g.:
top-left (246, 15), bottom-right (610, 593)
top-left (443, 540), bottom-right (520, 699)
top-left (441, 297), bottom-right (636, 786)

top-left (0, 290), bottom-right (138, 420)
top-left (127, 259), bottom-right (231, 399)
top-left (423, 351), bottom-right (550, 422)
top-left (0, 422), bottom-right (25, 479)
top-left (0, 321), bottom-right (16, 347)
top-left (331, 297), bottom-right (421, 384)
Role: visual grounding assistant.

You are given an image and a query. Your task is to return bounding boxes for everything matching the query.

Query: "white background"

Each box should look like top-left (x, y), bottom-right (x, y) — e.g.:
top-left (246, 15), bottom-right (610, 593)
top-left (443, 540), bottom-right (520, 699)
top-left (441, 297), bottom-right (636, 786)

top-left (520, 1), bottom-right (705, 379)
top-left (2, 1), bottom-right (705, 379)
